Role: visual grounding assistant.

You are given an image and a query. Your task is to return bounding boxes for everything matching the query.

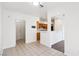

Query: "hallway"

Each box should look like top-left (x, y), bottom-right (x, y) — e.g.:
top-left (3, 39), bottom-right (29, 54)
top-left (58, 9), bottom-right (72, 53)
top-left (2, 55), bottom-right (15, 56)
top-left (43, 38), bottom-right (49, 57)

top-left (2, 40), bottom-right (64, 56)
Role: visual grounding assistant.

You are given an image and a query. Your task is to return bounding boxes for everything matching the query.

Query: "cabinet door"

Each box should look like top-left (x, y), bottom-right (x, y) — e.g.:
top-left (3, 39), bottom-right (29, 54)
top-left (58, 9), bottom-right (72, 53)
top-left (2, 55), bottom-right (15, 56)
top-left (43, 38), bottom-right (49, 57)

top-left (37, 32), bottom-right (40, 41)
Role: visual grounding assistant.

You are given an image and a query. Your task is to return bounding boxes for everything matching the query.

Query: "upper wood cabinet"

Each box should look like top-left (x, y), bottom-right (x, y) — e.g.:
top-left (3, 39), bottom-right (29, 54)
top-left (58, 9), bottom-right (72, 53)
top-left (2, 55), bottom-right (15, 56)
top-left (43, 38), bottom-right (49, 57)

top-left (37, 21), bottom-right (48, 31)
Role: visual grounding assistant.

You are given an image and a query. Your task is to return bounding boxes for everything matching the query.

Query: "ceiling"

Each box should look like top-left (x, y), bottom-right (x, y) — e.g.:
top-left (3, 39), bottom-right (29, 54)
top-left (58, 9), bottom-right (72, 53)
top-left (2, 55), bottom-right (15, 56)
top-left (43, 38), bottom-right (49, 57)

top-left (2, 2), bottom-right (41, 16)
top-left (2, 2), bottom-right (79, 17)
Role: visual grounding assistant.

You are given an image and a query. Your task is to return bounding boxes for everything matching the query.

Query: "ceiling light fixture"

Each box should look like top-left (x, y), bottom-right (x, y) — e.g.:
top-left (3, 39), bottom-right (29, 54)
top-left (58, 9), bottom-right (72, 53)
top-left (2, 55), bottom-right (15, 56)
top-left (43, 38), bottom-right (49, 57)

top-left (33, 2), bottom-right (39, 6)
top-left (33, 2), bottom-right (44, 8)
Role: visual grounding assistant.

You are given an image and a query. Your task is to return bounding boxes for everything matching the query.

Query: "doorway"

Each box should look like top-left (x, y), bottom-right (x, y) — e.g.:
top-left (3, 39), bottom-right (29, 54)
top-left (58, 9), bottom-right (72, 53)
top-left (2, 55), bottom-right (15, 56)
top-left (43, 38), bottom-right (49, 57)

top-left (16, 20), bottom-right (25, 44)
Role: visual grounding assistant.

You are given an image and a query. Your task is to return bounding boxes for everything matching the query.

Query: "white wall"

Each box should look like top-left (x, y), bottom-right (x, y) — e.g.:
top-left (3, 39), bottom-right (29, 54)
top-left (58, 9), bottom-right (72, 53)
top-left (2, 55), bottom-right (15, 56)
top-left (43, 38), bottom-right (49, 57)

top-left (40, 31), bottom-right (50, 47)
top-left (2, 9), bottom-right (37, 49)
top-left (2, 9), bottom-right (16, 49)
top-left (54, 18), bottom-right (64, 42)
top-left (47, 2), bottom-right (79, 56)
top-left (0, 3), bottom-right (2, 55)
top-left (26, 16), bottom-right (37, 43)
top-left (55, 19), bottom-right (63, 31)
top-left (64, 6), bottom-right (79, 56)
